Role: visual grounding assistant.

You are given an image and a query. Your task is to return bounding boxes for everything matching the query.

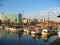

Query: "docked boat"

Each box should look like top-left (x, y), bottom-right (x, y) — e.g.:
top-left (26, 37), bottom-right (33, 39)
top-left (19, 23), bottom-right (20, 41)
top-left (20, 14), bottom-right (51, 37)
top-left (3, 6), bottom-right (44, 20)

top-left (16, 28), bottom-right (24, 34)
top-left (48, 27), bottom-right (57, 35)
top-left (30, 27), bottom-right (42, 35)
top-left (9, 27), bottom-right (17, 32)
top-left (5, 25), bottom-right (24, 33)
top-left (30, 30), bottom-right (36, 35)
top-left (5, 26), bottom-right (10, 32)
top-left (57, 29), bottom-right (60, 37)
top-left (23, 28), bottom-right (30, 34)
top-left (41, 28), bottom-right (50, 38)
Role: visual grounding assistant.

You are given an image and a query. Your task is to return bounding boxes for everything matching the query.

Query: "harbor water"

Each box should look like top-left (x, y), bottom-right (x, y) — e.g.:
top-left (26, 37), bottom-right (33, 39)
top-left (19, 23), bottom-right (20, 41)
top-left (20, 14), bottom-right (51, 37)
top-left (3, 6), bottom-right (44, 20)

top-left (0, 30), bottom-right (58, 45)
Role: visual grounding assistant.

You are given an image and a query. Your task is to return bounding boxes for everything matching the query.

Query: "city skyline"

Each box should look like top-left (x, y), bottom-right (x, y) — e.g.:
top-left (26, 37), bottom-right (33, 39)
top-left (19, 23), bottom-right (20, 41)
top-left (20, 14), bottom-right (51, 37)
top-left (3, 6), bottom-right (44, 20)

top-left (1, 7), bottom-right (60, 22)
top-left (0, 0), bottom-right (60, 22)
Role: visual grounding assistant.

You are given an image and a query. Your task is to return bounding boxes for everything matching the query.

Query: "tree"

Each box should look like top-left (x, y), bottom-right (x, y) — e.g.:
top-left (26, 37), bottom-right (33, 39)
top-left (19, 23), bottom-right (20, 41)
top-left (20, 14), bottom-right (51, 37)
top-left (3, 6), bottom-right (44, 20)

top-left (33, 18), bottom-right (38, 23)
top-left (10, 21), bottom-right (15, 26)
top-left (31, 18), bottom-right (38, 25)
top-left (7, 19), bottom-right (10, 25)
top-left (0, 20), bottom-right (2, 25)
top-left (14, 18), bottom-right (17, 26)
top-left (3, 20), bottom-right (7, 24)
top-left (15, 18), bottom-right (17, 22)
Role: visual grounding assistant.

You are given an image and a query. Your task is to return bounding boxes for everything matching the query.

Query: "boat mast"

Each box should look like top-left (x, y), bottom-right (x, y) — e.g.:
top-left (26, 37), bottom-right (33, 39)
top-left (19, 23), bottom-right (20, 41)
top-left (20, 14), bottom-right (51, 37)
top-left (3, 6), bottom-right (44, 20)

top-left (48, 12), bottom-right (49, 28)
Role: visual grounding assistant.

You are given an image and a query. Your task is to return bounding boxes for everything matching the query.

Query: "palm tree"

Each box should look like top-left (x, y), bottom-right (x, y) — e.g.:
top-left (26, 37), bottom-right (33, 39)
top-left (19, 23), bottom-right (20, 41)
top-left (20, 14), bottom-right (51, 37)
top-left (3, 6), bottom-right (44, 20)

top-left (7, 19), bottom-right (10, 25)
top-left (31, 18), bottom-right (38, 26)
top-left (0, 20), bottom-right (2, 25)
top-left (14, 18), bottom-right (17, 26)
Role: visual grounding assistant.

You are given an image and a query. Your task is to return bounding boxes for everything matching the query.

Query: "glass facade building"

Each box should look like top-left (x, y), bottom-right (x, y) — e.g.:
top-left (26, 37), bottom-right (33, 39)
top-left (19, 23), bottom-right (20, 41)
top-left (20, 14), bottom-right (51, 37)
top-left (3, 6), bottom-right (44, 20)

top-left (0, 13), bottom-right (22, 24)
top-left (18, 13), bottom-right (22, 24)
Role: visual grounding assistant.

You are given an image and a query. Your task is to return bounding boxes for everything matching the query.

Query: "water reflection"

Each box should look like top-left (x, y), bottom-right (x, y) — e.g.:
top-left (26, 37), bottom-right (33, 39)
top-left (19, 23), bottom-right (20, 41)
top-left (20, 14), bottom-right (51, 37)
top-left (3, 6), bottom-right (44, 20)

top-left (0, 30), bottom-right (58, 45)
top-left (31, 34), bottom-right (41, 40)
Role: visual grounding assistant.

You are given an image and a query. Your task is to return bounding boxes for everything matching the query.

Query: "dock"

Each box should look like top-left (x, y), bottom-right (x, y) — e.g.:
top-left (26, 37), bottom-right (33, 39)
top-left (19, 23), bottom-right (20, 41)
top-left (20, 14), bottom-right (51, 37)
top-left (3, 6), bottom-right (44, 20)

top-left (49, 38), bottom-right (60, 45)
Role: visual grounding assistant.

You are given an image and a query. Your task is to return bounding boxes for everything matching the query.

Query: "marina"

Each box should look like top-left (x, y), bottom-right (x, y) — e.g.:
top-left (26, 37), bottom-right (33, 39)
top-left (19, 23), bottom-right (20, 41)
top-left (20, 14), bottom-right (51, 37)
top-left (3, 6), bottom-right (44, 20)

top-left (0, 27), bottom-right (59, 45)
top-left (0, 0), bottom-right (60, 45)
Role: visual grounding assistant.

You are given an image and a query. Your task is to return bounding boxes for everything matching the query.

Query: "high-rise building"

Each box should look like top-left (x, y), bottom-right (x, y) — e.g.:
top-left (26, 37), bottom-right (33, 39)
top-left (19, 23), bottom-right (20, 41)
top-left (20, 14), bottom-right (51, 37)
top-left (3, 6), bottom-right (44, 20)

top-left (18, 13), bottom-right (22, 24)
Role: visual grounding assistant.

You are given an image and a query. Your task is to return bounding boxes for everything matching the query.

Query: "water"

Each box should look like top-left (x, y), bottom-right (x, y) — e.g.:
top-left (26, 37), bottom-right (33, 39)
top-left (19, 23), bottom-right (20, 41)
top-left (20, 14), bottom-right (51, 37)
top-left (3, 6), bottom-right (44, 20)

top-left (0, 30), bottom-right (58, 45)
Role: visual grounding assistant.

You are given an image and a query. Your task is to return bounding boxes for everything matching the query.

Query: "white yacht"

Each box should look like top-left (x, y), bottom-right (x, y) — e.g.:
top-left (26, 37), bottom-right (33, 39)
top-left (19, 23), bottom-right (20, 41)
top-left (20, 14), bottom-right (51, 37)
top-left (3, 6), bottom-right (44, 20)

top-left (41, 28), bottom-right (50, 38)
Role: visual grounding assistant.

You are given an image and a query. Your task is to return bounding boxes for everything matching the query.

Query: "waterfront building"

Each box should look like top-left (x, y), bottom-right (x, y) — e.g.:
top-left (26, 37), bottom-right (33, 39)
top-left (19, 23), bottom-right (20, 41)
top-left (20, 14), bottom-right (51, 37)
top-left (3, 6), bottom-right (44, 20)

top-left (36, 21), bottom-right (58, 28)
top-left (41, 18), bottom-right (45, 22)
top-left (22, 18), bottom-right (31, 24)
top-left (0, 13), bottom-right (22, 24)
top-left (0, 13), bottom-right (8, 21)
top-left (22, 18), bottom-right (27, 23)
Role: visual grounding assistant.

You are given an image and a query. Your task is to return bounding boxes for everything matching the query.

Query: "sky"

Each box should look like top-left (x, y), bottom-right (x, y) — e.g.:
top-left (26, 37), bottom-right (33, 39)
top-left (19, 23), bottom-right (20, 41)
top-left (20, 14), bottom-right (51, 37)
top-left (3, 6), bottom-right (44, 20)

top-left (0, 0), bottom-right (60, 21)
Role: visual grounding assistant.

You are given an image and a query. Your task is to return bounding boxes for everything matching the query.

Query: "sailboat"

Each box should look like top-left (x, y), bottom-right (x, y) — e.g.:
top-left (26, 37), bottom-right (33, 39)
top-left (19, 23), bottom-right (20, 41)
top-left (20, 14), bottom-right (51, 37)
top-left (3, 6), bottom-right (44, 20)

top-left (41, 12), bottom-right (50, 39)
